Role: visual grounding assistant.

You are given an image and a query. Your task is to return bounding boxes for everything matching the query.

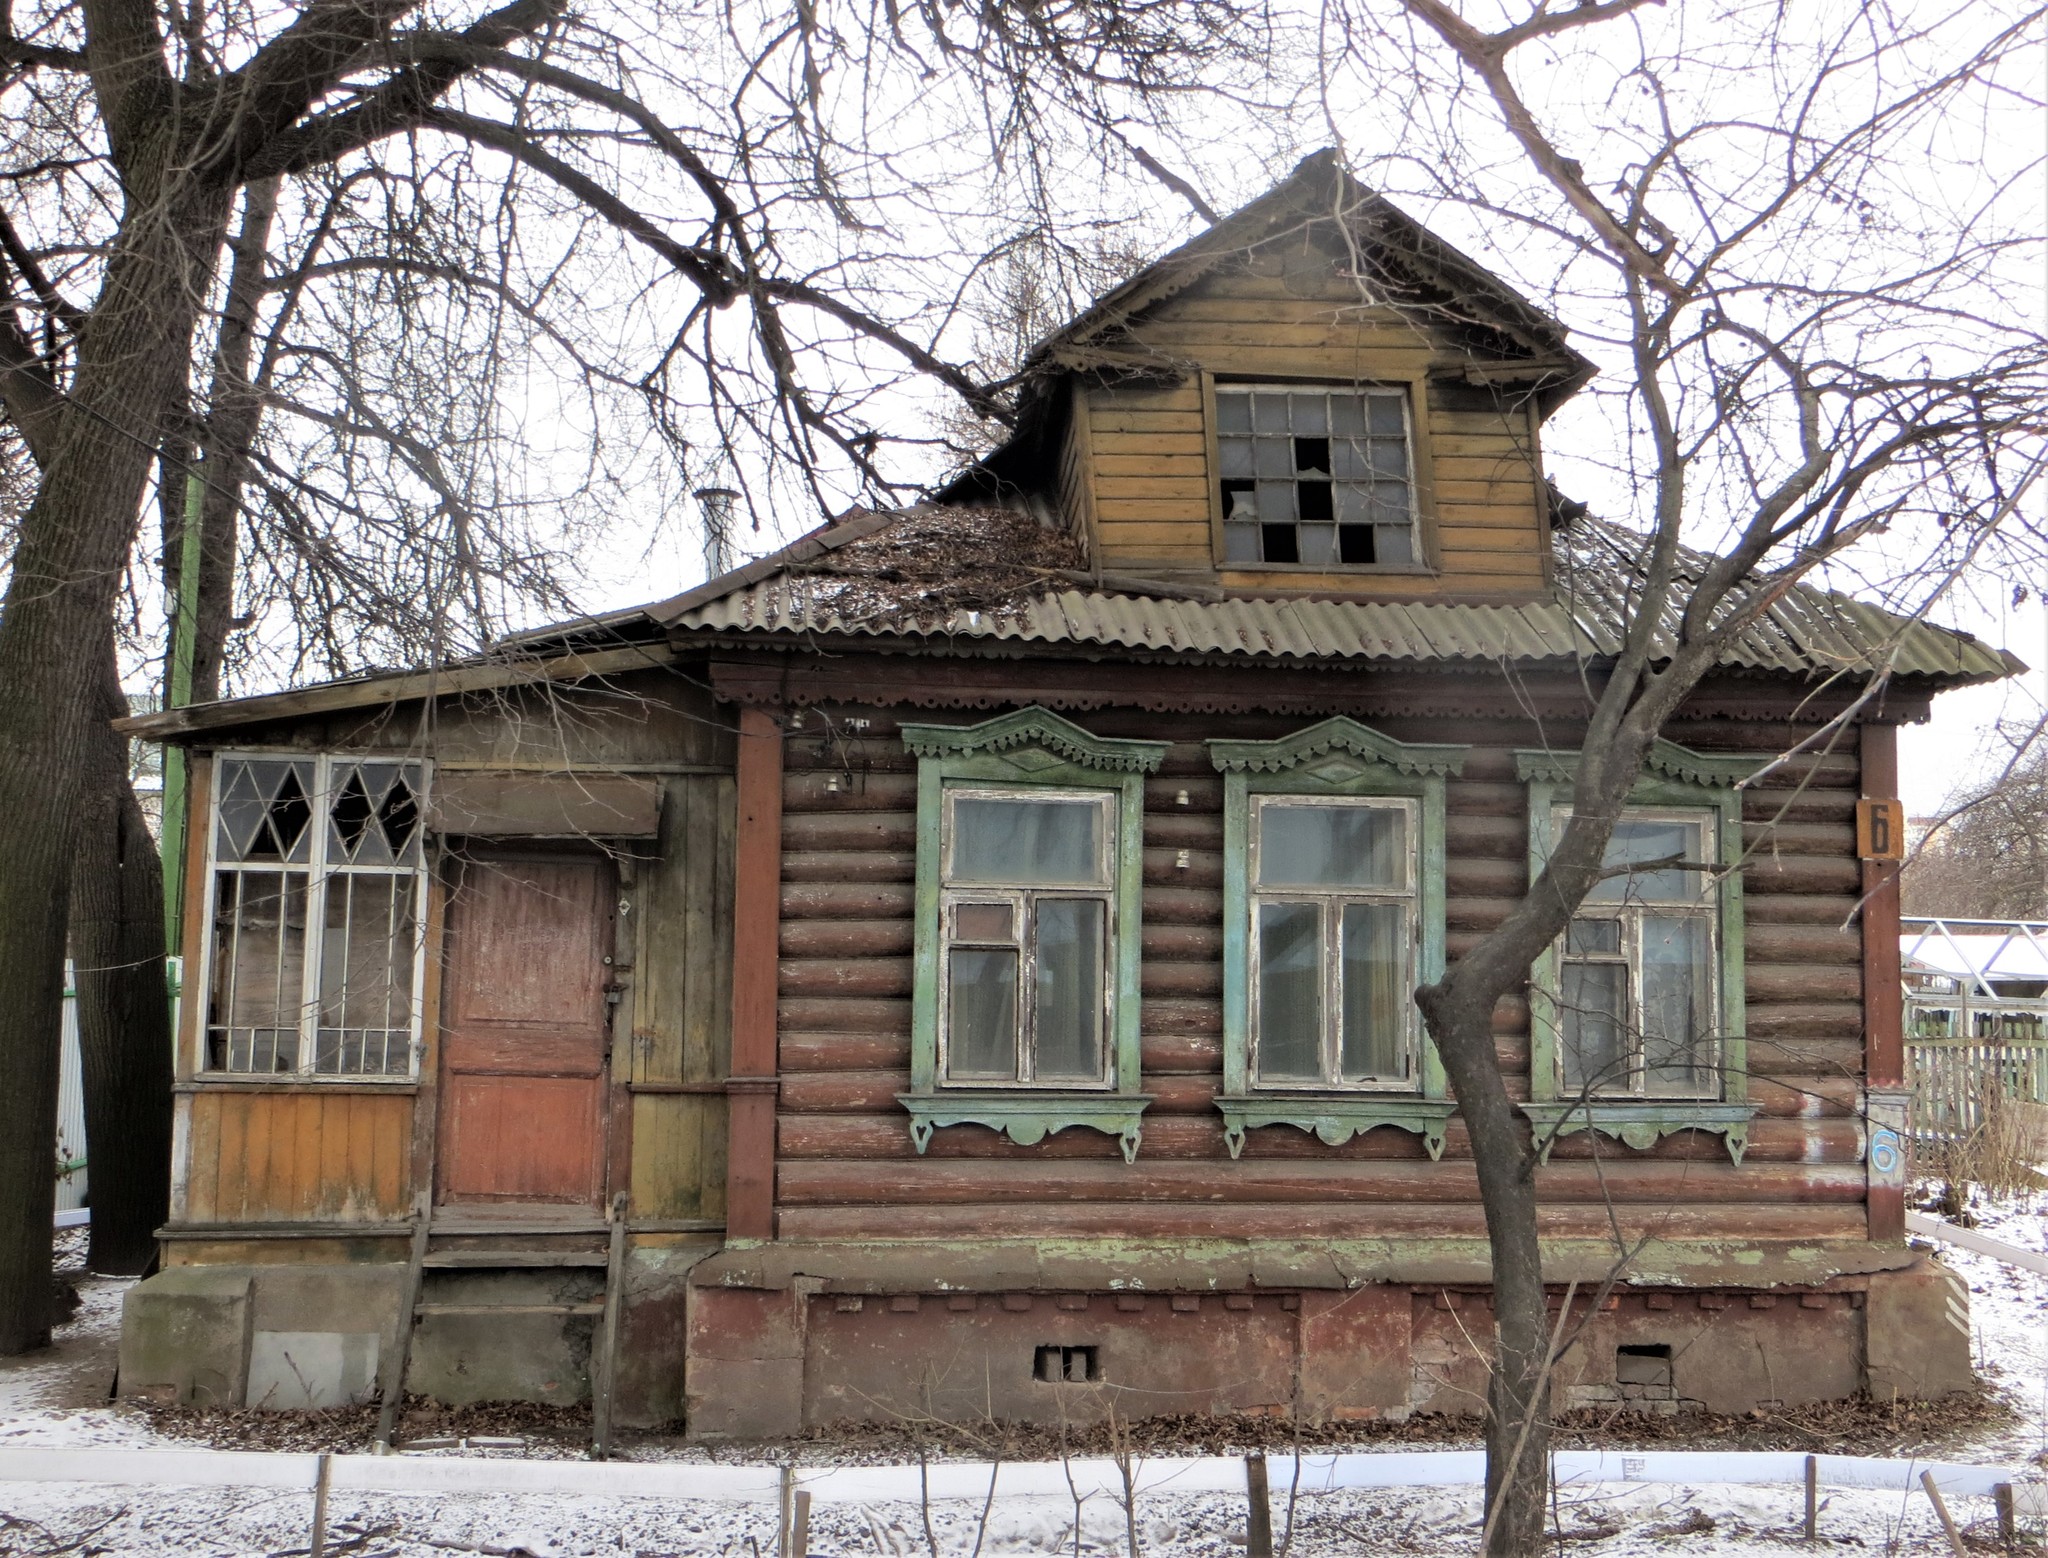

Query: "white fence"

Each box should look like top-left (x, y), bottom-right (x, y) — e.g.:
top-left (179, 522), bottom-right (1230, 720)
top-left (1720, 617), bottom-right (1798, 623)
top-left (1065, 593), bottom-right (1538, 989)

top-left (55, 962), bottom-right (85, 1216)
top-left (1901, 917), bottom-right (2048, 1140)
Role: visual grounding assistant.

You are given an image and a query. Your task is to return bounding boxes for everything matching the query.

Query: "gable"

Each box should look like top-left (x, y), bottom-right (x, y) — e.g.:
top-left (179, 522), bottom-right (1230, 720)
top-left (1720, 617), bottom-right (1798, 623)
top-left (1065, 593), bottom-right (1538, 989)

top-left (1055, 238), bottom-right (1559, 600)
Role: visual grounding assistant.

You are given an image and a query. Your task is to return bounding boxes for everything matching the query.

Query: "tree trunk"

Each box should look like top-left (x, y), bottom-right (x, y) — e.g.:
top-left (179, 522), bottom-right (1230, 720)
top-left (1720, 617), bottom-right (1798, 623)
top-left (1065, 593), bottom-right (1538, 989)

top-left (188, 176), bottom-right (280, 705)
top-left (68, 636), bottom-right (174, 1276)
top-left (0, 175), bottom-right (229, 1351)
top-left (1422, 986), bottom-right (1551, 1557)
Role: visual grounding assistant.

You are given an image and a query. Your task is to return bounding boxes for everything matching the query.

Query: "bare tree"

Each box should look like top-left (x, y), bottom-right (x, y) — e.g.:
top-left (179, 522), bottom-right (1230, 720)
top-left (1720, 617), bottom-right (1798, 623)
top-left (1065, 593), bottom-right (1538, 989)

top-left (1310, 2), bottom-right (2048, 1550)
top-left (1905, 732), bottom-right (2048, 921)
top-left (0, 0), bottom-right (1275, 1351)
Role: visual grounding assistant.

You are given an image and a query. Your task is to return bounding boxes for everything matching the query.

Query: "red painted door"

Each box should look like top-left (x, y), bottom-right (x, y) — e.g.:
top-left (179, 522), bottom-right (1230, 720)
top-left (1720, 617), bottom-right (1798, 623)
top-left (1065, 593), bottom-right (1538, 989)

top-left (438, 853), bottom-right (615, 1207)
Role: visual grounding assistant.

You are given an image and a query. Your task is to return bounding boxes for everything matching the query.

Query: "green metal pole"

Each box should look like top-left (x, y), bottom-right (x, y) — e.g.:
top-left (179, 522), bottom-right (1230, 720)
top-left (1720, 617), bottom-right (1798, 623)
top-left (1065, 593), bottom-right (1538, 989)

top-left (161, 471), bottom-right (204, 959)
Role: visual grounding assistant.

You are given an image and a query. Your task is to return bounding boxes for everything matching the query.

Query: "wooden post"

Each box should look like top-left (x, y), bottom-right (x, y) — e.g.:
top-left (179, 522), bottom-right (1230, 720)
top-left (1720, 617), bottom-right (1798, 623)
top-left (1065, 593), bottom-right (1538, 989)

top-left (1802, 1454), bottom-right (1817, 1541)
top-left (1244, 1452), bottom-right (1273, 1558)
top-left (777, 1465), bottom-right (796, 1558)
top-left (1920, 1469), bottom-right (1966, 1556)
top-left (1993, 1482), bottom-right (2016, 1543)
top-left (1861, 722), bottom-right (1907, 1244)
top-left (308, 1452), bottom-right (332, 1558)
top-left (591, 1190), bottom-right (629, 1459)
top-left (728, 704), bottom-right (784, 1241)
top-left (375, 1192), bottom-right (432, 1451)
top-left (792, 1489), bottom-right (812, 1558)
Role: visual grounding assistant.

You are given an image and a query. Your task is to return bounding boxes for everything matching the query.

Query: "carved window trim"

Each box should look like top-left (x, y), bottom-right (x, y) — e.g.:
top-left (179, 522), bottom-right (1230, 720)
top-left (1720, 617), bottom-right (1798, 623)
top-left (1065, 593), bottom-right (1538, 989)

top-left (901, 708), bottom-right (1166, 1161)
top-left (1517, 742), bottom-right (1756, 1164)
top-left (1209, 718), bottom-right (1467, 1159)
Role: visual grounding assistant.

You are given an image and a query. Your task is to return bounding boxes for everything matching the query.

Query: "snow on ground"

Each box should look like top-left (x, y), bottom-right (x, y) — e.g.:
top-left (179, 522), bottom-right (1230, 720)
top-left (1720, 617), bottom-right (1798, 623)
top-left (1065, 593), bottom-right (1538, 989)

top-left (0, 1203), bottom-right (2040, 1556)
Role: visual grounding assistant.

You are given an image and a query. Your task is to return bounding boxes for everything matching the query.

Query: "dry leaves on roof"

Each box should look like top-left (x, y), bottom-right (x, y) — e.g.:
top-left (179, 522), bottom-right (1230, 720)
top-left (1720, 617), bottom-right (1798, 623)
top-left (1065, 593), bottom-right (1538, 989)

top-left (773, 504), bottom-right (1083, 630)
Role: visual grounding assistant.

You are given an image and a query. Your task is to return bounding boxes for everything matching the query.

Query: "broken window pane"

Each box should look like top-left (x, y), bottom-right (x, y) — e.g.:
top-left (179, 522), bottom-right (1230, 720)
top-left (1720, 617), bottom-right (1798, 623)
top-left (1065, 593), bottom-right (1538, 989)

top-left (1214, 387), bottom-right (1414, 567)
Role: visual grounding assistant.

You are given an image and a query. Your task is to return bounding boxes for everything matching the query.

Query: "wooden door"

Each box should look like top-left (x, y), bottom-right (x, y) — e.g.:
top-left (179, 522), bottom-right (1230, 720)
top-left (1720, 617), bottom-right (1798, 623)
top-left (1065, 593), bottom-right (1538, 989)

top-left (438, 853), bottom-right (616, 1207)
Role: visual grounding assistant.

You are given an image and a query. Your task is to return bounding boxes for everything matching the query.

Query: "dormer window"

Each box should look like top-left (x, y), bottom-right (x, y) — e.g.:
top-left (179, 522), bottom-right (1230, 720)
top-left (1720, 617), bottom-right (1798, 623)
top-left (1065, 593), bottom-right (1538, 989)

top-left (1217, 385), bottom-right (1416, 567)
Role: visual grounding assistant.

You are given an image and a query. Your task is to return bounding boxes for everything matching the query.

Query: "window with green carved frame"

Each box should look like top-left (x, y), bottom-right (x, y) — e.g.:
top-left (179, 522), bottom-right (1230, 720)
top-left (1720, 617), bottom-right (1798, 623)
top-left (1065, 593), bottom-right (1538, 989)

top-left (1519, 742), bottom-right (1756, 1163)
top-left (1209, 718), bottom-right (1466, 1160)
top-left (902, 708), bottom-right (1167, 1162)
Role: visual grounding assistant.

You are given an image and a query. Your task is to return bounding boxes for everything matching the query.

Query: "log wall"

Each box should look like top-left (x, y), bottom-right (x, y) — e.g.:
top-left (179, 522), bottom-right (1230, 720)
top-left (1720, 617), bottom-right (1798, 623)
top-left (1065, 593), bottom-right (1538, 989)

top-left (774, 701), bottom-right (1869, 1246)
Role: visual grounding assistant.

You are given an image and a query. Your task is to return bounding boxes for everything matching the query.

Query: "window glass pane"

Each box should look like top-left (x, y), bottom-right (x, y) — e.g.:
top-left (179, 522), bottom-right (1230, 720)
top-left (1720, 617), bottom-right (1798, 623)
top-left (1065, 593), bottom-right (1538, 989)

top-left (1291, 397), bottom-right (1328, 436)
top-left (1367, 394), bottom-right (1406, 436)
top-left (316, 873), bottom-right (417, 1075)
top-left (1253, 394), bottom-right (1290, 434)
top-left (1219, 436), bottom-right (1254, 478)
top-left (1216, 391), bottom-right (1251, 432)
top-left (1565, 918), bottom-right (1621, 956)
top-left (1223, 522), bottom-right (1260, 563)
top-left (1255, 481), bottom-right (1294, 523)
top-left (1256, 901), bottom-right (1322, 1080)
top-left (1640, 914), bottom-right (1712, 1095)
top-left (955, 902), bottom-right (1014, 942)
top-left (1329, 396), bottom-right (1366, 437)
top-left (207, 869), bottom-right (307, 1073)
top-left (1589, 818), bottom-right (1705, 903)
top-left (1560, 961), bottom-right (1627, 1095)
top-left (217, 759), bottom-right (315, 864)
top-left (1298, 524), bottom-right (1336, 565)
top-left (1254, 438), bottom-right (1294, 478)
top-left (1340, 902), bottom-right (1406, 1079)
top-left (948, 947), bottom-right (1018, 1077)
top-left (1375, 525), bottom-right (1414, 565)
top-left (1034, 898), bottom-right (1105, 1080)
top-left (1258, 803), bottom-right (1406, 889)
top-left (950, 796), bottom-right (1102, 885)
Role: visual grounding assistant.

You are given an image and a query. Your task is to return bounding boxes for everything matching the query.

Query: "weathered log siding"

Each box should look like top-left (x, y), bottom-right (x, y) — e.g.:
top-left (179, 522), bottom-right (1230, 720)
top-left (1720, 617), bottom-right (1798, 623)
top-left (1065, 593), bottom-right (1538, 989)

top-left (775, 705), bottom-right (1868, 1245)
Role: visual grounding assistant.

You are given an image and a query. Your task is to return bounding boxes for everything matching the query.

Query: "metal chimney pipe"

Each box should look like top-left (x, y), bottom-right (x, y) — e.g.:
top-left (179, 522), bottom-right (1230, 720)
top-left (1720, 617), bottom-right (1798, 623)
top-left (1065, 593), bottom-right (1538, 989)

top-left (695, 487), bottom-right (740, 578)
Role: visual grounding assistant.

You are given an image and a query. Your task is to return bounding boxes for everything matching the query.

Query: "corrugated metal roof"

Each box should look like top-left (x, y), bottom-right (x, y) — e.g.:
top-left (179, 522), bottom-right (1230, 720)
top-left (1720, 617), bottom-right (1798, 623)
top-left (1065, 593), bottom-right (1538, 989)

top-left (670, 542), bottom-right (2016, 684)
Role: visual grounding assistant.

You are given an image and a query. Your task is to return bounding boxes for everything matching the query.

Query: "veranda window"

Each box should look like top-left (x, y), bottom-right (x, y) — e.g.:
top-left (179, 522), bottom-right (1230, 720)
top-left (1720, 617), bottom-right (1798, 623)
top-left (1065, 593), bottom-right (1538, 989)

top-left (1249, 796), bottom-right (1418, 1087)
top-left (938, 788), bottom-right (1115, 1087)
top-left (1217, 385), bottom-right (1416, 567)
top-left (204, 755), bottom-right (428, 1078)
top-left (1554, 809), bottom-right (1719, 1098)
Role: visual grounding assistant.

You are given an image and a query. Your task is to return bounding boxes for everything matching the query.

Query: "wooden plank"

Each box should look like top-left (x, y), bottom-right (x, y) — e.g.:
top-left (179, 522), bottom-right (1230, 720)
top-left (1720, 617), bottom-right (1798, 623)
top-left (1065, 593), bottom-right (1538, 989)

top-left (1084, 382), bottom-right (1202, 413)
top-left (1861, 722), bottom-right (1904, 1243)
top-left (775, 1203), bottom-right (1869, 1242)
top-left (591, 1193), bottom-right (628, 1458)
top-left (375, 1195), bottom-right (431, 1450)
top-left (215, 1090), bottom-right (251, 1223)
top-left (1089, 411), bottom-right (1207, 436)
top-left (726, 708), bottom-right (783, 1240)
top-left (427, 772), bottom-right (661, 838)
top-left (1092, 451), bottom-right (1209, 476)
top-left (373, 1093), bottom-right (410, 1218)
top-left (1094, 476), bottom-right (1211, 502)
top-left (184, 1092), bottom-right (221, 1223)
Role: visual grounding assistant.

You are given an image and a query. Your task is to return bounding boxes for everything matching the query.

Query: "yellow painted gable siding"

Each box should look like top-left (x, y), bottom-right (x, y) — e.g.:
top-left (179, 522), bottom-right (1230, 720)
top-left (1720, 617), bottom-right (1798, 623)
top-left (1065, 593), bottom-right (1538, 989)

top-left (1064, 267), bottom-right (1551, 597)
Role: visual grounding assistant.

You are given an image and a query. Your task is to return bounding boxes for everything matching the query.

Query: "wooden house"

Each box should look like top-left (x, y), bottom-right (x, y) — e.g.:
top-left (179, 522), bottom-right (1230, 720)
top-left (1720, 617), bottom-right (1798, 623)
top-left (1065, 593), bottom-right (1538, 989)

top-left (117, 153), bottom-right (2016, 1437)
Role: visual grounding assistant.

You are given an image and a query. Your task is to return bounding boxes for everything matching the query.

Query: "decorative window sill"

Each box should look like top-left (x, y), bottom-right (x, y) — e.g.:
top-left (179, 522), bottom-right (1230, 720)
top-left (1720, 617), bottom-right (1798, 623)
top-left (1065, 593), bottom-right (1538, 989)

top-left (899, 1092), bottom-right (1153, 1163)
top-left (1216, 1094), bottom-right (1455, 1160)
top-left (1521, 1101), bottom-right (1755, 1164)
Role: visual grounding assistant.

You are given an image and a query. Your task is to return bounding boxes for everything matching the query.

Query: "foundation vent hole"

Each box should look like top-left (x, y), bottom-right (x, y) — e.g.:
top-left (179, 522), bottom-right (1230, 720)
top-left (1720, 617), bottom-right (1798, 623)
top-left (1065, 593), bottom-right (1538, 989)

top-left (1615, 1343), bottom-right (1673, 1390)
top-left (1034, 1345), bottom-right (1098, 1383)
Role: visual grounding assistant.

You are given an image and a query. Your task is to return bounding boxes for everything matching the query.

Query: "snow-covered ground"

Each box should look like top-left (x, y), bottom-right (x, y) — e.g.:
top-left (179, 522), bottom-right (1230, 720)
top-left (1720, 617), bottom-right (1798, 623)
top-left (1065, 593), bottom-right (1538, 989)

top-left (0, 1206), bottom-right (2041, 1556)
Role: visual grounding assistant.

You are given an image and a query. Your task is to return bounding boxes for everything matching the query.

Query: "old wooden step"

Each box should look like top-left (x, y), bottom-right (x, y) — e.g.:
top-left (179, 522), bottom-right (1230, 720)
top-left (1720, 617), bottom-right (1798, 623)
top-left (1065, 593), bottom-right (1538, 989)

top-left (420, 1249), bottom-right (609, 1269)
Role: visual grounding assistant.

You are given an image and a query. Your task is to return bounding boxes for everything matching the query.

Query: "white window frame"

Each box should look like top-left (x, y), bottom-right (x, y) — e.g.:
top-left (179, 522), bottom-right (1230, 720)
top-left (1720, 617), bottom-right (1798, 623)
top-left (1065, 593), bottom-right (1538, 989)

top-left (1551, 805), bottom-right (1721, 1101)
top-left (1247, 793), bottom-right (1421, 1090)
top-left (935, 784), bottom-right (1117, 1090)
top-left (197, 751), bottom-right (431, 1082)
